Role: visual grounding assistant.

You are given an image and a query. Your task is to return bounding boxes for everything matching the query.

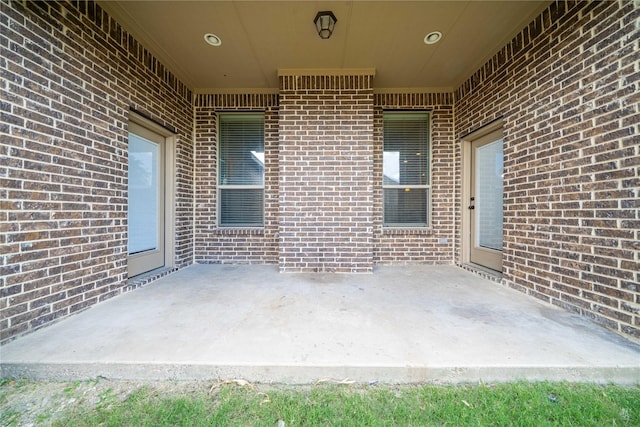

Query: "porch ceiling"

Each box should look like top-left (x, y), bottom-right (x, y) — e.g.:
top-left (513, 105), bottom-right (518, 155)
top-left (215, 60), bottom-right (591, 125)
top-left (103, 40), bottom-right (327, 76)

top-left (98, 1), bottom-right (550, 93)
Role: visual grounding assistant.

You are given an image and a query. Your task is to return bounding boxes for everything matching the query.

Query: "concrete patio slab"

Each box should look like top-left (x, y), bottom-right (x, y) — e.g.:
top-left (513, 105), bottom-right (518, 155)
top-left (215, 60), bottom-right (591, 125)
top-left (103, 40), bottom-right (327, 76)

top-left (2, 264), bottom-right (639, 384)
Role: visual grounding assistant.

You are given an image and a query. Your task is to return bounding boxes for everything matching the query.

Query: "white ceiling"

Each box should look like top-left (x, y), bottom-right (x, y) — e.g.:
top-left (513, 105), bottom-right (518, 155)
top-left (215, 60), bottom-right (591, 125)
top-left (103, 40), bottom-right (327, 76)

top-left (99, 1), bottom-right (550, 93)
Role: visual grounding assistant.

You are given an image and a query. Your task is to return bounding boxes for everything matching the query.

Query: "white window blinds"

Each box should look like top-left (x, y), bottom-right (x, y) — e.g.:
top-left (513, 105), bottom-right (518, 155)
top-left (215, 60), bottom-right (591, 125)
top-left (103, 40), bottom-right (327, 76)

top-left (218, 113), bottom-right (264, 227)
top-left (383, 112), bottom-right (430, 227)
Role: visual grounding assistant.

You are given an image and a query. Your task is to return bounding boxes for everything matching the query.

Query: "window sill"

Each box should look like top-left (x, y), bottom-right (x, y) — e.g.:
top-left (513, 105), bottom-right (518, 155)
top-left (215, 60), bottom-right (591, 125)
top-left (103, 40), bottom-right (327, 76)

top-left (215, 227), bottom-right (264, 236)
top-left (383, 227), bottom-right (433, 236)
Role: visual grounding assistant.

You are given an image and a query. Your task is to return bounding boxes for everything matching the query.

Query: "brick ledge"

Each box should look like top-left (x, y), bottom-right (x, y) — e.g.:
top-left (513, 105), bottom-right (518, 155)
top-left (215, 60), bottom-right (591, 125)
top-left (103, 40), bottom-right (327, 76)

top-left (383, 228), bottom-right (434, 236)
top-left (214, 228), bottom-right (265, 236)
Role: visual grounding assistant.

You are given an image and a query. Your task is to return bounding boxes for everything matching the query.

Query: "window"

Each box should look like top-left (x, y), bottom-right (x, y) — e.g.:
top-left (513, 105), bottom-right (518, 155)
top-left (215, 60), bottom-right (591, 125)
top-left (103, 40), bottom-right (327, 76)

top-left (218, 113), bottom-right (264, 227)
top-left (383, 111), bottom-right (430, 227)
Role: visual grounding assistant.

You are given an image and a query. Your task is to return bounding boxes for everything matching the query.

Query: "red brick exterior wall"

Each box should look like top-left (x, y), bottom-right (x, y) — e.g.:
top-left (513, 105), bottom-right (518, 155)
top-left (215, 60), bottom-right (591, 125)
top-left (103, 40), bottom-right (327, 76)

top-left (278, 73), bottom-right (375, 272)
top-left (455, 0), bottom-right (640, 339)
top-left (194, 94), bottom-right (279, 264)
top-left (194, 88), bottom-right (457, 273)
top-left (373, 93), bottom-right (456, 265)
top-left (1, 0), bottom-right (194, 341)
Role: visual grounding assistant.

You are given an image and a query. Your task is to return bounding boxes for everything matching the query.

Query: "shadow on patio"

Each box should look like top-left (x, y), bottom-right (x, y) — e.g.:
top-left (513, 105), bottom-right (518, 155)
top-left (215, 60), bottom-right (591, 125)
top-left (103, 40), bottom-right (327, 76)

top-left (2, 264), bottom-right (639, 384)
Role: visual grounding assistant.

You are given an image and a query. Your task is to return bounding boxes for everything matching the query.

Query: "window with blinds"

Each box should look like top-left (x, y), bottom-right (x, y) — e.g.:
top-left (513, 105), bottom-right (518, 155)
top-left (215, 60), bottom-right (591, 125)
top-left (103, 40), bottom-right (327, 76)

top-left (383, 111), bottom-right (430, 227)
top-left (218, 113), bottom-right (264, 227)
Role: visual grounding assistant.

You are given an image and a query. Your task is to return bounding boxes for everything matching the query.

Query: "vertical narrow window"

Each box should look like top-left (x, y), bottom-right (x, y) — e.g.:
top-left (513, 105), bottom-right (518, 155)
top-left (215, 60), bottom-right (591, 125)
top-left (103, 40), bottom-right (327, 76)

top-left (218, 113), bottom-right (264, 227)
top-left (383, 112), bottom-right (430, 227)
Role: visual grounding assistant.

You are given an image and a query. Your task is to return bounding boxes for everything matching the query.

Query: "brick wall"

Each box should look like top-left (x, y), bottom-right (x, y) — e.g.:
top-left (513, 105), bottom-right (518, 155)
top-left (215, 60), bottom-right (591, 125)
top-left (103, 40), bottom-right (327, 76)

top-left (1, 0), bottom-right (194, 342)
top-left (373, 93), bottom-right (456, 264)
top-left (455, 0), bottom-right (640, 340)
top-left (194, 93), bottom-right (279, 264)
top-left (194, 88), bottom-right (457, 272)
top-left (278, 73), bottom-right (375, 272)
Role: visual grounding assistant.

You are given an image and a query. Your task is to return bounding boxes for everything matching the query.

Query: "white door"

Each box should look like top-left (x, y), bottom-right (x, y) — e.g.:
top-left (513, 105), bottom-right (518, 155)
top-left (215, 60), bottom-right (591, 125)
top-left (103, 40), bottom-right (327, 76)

top-left (127, 122), bottom-right (165, 277)
top-left (469, 130), bottom-right (503, 271)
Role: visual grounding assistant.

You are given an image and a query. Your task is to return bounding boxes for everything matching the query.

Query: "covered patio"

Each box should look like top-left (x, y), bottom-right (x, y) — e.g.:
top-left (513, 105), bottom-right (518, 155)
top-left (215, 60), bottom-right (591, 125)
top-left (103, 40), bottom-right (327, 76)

top-left (2, 0), bottom-right (639, 351)
top-left (2, 265), bottom-right (639, 384)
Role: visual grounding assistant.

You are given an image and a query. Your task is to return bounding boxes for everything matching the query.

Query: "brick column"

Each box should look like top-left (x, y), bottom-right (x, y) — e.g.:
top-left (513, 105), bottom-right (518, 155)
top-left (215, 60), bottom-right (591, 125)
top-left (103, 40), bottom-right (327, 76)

top-left (278, 71), bottom-right (375, 272)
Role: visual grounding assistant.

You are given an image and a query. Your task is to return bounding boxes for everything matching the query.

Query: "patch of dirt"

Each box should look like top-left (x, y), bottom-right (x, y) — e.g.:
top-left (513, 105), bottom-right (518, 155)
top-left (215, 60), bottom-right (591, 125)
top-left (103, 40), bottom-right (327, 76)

top-left (0, 377), bottom-right (366, 425)
top-left (0, 378), bottom-right (213, 426)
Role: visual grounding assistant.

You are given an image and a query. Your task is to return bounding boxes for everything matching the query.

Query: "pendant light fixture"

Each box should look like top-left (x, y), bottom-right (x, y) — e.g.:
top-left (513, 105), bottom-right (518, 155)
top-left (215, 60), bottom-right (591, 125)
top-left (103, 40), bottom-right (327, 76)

top-left (314, 11), bottom-right (337, 39)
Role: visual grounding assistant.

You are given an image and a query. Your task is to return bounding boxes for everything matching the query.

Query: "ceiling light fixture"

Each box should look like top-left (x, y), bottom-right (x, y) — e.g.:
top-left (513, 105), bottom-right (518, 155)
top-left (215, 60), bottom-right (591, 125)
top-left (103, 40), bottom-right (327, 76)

top-left (424, 31), bottom-right (442, 45)
top-left (204, 33), bottom-right (222, 46)
top-left (314, 11), bottom-right (337, 39)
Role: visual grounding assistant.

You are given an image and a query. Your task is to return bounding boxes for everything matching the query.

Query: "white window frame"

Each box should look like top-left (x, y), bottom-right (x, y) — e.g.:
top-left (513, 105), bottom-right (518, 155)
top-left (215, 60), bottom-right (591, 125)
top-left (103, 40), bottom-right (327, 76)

top-left (217, 112), bottom-right (265, 228)
top-left (382, 111), bottom-right (431, 228)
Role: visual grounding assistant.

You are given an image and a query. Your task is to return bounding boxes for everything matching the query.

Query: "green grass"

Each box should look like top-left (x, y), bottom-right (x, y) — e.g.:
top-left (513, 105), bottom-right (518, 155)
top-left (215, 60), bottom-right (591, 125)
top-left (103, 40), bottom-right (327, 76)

top-left (0, 379), bottom-right (24, 426)
top-left (48, 382), bottom-right (640, 427)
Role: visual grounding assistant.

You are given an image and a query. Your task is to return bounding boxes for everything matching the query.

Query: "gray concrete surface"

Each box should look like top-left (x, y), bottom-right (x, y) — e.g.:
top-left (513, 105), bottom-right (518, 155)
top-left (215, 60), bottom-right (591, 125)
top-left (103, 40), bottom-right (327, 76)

top-left (2, 264), bottom-right (639, 384)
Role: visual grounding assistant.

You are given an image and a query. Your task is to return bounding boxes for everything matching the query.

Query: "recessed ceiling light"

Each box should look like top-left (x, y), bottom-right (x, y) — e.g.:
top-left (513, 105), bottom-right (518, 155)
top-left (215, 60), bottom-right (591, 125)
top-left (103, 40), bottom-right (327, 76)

top-left (204, 33), bottom-right (222, 46)
top-left (424, 31), bottom-right (442, 45)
